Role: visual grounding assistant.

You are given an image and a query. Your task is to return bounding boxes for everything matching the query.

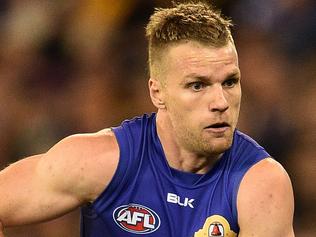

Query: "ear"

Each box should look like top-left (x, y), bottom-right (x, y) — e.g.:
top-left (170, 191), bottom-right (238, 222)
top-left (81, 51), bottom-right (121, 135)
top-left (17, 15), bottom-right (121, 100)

top-left (148, 78), bottom-right (166, 109)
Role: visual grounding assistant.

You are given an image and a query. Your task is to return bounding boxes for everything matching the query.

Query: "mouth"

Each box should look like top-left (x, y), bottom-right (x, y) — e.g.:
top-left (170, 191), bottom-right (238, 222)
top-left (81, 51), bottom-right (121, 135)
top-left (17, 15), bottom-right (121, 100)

top-left (204, 122), bottom-right (230, 132)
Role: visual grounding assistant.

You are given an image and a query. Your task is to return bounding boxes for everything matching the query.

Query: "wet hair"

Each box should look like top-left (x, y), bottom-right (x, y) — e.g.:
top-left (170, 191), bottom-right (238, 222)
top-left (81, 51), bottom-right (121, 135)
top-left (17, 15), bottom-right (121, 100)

top-left (146, 1), bottom-right (233, 78)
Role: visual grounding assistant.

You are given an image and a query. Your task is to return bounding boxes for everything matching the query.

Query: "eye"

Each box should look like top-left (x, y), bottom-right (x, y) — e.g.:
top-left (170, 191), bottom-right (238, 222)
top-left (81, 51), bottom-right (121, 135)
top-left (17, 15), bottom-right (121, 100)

top-left (223, 78), bottom-right (239, 88)
top-left (188, 82), bottom-right (206, 91)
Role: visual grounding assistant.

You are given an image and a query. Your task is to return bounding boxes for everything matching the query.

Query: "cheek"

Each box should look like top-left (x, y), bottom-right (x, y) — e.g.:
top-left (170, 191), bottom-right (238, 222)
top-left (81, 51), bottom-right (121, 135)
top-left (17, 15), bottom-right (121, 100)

top-left (166, 98), bottom-right (188, 120)
top-left (165, 90), bottom-right (190, 111)
top-left (165, 95), bottom-right (197, 129)
top-left (232, 96), bottom-right (241, 110)
top-left (228, 88), bottom-right (241, 107)
top-left (230, 94), bottom-right (242, 122)
top-left (167, 96), bottom-right (203, 123)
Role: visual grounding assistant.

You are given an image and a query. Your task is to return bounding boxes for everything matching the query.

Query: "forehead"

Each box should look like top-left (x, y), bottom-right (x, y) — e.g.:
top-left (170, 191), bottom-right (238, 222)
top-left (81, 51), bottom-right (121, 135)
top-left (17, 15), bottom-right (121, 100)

top-left (163, 41), bottom-right (239, 79)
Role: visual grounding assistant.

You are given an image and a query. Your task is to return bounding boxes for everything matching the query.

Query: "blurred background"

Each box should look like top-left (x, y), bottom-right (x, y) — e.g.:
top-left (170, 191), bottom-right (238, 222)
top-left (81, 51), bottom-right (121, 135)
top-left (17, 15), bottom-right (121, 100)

top-left (0, 0), bottom-right (315, 236)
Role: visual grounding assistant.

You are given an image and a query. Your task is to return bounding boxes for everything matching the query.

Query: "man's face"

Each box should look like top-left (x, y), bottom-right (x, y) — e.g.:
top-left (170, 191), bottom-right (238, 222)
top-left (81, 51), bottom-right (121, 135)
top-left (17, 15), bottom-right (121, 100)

top-left (159, 41), bottom-right (241, 156)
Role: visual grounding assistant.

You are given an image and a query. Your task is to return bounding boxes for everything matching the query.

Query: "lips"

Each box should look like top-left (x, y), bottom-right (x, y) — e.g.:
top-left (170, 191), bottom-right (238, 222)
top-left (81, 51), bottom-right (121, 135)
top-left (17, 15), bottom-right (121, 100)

top-left (205, 122), bottom-right (230, 129)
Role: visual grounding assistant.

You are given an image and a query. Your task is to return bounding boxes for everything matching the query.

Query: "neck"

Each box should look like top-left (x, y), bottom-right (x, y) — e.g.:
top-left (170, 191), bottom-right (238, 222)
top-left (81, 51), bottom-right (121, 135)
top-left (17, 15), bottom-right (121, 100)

top-left (156, 111), bottom-right (222, 174)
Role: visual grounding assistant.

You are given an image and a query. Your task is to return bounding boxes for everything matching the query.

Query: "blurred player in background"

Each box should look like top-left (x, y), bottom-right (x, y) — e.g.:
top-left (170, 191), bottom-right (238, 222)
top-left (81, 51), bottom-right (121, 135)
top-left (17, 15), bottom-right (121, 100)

top-left (0, 2), bottom-right (294, 237)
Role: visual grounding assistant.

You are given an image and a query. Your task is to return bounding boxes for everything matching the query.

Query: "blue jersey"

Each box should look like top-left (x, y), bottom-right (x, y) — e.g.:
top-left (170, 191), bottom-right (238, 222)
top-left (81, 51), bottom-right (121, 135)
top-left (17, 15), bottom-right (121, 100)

top-left (81, 113), bottom-right (270, 237)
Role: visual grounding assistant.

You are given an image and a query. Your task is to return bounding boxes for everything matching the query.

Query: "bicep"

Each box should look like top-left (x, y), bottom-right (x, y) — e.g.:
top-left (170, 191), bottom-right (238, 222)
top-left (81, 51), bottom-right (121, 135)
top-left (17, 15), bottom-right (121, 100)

top-left (1, 131), bottom-right (119, 227)
top-left (237, 158), bottom-right (295, 237)
top-left (0, 154), bottom-right (81, 227)
top-left (40, 132), bottom-right (119, 203)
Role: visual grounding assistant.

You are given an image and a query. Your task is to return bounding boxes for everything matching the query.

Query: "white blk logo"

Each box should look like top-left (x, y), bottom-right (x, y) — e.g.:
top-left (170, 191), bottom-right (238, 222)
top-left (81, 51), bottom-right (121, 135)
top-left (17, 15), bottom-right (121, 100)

top-left (167, 193), bottom-right (195, 209)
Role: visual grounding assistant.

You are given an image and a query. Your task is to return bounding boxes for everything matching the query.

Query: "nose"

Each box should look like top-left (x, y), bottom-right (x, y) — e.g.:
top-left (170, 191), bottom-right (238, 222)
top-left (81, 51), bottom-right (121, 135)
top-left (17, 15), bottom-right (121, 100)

top-left (209, 85), bottom-right (229, 112)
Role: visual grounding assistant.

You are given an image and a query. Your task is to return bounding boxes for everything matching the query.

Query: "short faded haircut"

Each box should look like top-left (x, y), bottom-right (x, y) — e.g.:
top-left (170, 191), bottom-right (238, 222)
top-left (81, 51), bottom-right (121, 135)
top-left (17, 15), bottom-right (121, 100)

top-left (146, 1), bottom-right (233, 78)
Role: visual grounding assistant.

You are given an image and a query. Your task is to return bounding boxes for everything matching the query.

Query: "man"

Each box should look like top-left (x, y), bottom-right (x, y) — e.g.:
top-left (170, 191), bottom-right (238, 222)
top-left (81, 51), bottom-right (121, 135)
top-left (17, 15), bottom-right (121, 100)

top-left (0, 2), bottom-right (294, 237)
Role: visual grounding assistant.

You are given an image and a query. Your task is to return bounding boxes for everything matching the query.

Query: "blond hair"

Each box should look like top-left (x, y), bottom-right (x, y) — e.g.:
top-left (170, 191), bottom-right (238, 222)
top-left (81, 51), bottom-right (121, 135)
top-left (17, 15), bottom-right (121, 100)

top-left (146, 1), bottom-right (233, 78)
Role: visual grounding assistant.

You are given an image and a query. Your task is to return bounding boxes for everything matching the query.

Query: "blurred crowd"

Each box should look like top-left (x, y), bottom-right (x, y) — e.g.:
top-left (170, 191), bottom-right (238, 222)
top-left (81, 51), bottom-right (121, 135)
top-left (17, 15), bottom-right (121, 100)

top-left (0, 0), bottom-right (315, 236)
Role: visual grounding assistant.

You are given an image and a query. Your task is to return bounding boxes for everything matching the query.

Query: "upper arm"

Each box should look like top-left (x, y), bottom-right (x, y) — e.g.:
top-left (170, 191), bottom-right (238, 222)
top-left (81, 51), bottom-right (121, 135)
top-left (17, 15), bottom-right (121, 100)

top-left (39, 129), bottom-right (119, 203)
top-left (237, 158), bottom-right (295, 237)
top-left (0, 129), bottom-right (119, 226)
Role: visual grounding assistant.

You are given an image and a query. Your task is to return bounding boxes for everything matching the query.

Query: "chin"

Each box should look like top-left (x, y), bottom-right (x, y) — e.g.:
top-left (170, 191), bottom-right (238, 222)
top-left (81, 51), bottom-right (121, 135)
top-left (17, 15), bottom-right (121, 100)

top-left (204, 138), bottom-right (233, 155)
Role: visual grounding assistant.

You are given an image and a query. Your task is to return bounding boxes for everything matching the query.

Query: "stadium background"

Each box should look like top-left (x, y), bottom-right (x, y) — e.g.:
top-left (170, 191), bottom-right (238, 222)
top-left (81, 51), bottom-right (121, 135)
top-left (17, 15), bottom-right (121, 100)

top-left (0, 0), bottom-right (315, 236)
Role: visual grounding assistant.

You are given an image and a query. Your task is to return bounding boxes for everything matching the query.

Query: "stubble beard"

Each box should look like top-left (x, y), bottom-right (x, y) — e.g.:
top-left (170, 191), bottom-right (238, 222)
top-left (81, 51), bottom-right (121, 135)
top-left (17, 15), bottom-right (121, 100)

top-left (177, 125), bottom-right (234, 157)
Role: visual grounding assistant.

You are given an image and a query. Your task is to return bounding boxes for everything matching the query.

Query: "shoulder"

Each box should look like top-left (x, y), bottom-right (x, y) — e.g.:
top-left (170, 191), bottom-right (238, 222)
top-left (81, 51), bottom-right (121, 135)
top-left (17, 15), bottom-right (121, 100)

top-left (229, 131), bottom-right (270, 170)
top-left (234, 130), bottom-right (266, 151)
top-left (237, 158), bottom-right (294, 236)
top-left (37, 128), bottom-right (120, 203)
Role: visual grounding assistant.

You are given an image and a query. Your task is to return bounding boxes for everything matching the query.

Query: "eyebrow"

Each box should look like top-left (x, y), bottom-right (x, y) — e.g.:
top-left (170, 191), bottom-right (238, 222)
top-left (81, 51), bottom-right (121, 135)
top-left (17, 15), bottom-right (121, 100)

top-left (184, 70), bottom-right (241, 81)
top-left (184, 74), bottom-right (210, 83)
top-left (226, 71), bottom-right (241, 79)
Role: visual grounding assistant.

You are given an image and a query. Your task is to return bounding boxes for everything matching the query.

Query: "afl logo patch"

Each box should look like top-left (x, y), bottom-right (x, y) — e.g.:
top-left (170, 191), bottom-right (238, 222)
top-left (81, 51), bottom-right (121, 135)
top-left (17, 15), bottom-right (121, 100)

top-left (113, 204), bottom-right (161, 234)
